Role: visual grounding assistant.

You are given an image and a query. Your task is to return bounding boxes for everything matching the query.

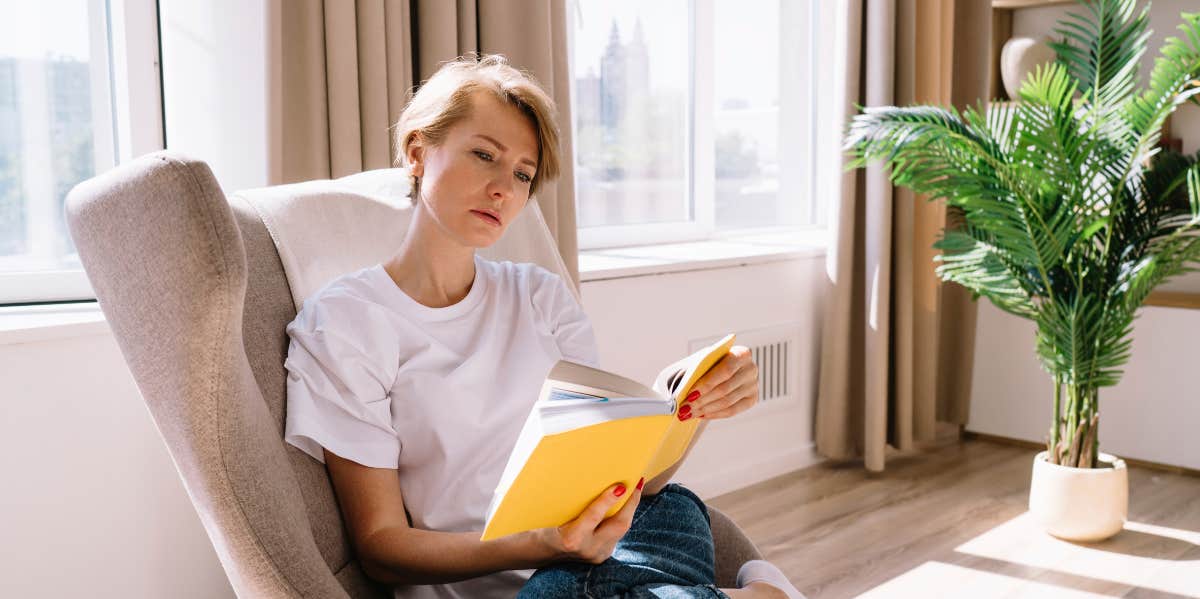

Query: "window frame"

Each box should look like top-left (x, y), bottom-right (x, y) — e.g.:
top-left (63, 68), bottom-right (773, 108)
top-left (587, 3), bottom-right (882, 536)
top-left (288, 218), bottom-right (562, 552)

top-left (574, 0), bottom-right (822, 251)
top-left (1, 0), bottom-right (164, 305)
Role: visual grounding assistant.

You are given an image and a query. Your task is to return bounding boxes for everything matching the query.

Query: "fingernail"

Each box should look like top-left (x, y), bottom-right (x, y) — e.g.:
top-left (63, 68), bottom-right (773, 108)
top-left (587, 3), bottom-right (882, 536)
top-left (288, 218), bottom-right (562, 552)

top-left (677, 404), bottom-right (692, 421)
top-left (686, 390), bottom-right (700, 403)
top-left (679, 410), bottom-right (693, 422)
top-left (636, 477), bottom-right (645, 490)
top-left (614, 484), bottom-right (627, 497)
top-left (699, 415), bottom-right (706, 419)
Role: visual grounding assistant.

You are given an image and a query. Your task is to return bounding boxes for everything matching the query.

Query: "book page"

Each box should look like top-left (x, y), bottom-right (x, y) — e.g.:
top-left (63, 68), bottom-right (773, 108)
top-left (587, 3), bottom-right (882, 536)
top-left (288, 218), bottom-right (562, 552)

top-left (543, 360), bottom-right (665, 402)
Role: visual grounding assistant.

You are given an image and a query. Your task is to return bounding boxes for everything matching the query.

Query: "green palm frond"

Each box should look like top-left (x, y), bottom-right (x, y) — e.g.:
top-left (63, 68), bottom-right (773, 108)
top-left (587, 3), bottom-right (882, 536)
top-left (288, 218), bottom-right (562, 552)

top-left (1125, 12), bottom-right (1200, 157)
top-left (934, 231), bottom-right (1037, 318)
top-left (846, 105), bottom-right (1075, 303)
top-left (843, 0), bottom-right (1200, 466)
top-left (1049, 0), bottom-right (1150, 112)
top-left (1034, 295), bottom-right (1132, 389)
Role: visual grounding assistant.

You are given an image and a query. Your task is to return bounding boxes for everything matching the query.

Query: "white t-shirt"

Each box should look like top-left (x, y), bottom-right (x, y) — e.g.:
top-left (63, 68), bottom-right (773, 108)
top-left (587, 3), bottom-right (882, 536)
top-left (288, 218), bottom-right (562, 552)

top-left (283, 253), bottom-right (599, 599)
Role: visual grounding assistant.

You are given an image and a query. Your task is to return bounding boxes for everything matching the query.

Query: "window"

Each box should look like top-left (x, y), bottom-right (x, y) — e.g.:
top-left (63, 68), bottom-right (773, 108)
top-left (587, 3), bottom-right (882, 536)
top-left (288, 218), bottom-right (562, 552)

top-left (568, 0), bottom-right (826, 250)
top-left (0, 0), bottom-right (162, 305)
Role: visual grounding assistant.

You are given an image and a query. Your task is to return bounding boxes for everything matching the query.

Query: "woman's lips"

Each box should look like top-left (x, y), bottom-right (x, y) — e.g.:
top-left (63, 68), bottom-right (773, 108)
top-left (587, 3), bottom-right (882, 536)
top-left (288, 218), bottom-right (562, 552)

top-left (471, 210), bottom-right (501, 226)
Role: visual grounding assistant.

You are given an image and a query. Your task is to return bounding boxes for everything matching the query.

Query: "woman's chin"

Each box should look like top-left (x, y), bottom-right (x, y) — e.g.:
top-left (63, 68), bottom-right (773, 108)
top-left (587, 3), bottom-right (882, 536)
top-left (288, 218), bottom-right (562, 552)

top-left (466, 221), bottom-right (506, 246)
top-left (466, 228), bottom-right (504, 249)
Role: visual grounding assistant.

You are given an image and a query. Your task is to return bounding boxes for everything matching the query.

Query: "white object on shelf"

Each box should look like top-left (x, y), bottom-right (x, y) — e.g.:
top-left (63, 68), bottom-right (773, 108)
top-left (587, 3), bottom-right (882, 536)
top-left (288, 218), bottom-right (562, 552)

top-left (1000, 37), bottom-right (1057, 99)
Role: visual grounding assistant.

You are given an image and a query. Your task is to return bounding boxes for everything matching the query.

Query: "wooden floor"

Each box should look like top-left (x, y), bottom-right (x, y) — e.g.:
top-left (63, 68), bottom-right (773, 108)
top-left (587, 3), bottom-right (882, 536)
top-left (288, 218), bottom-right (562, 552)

top-left (708, 439), bottom-right (1200, 598)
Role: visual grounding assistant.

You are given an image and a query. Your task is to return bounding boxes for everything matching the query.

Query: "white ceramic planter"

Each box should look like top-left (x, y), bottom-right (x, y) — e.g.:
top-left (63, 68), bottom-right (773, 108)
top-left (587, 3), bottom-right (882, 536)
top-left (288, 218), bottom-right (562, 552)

top-left (1028, 451), bottom-right (1128, 542)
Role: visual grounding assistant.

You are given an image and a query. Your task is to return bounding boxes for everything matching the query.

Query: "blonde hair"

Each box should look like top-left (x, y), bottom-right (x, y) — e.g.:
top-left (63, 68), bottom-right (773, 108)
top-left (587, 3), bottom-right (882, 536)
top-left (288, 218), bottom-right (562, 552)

top-left (395, 54), bottom-right (561, 198)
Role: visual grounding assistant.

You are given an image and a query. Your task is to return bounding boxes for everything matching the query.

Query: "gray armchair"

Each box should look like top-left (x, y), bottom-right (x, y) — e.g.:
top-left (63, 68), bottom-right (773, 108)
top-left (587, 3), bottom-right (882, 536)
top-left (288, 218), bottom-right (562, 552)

top-left (65, 151), bottom-right (761, 598)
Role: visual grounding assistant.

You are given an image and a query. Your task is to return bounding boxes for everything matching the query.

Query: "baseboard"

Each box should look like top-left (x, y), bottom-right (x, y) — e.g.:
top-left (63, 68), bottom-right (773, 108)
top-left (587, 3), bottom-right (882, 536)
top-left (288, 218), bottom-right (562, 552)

top-left (680, 442), bottom-right (823, 501)
top-left (963, 430), bottom-right (1200, 478)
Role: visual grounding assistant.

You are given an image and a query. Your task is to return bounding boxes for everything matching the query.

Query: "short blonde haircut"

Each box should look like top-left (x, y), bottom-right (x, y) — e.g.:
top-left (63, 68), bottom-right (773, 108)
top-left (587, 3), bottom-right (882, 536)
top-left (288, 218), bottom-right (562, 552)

top-left (395, 54), bottom-right (561, 198)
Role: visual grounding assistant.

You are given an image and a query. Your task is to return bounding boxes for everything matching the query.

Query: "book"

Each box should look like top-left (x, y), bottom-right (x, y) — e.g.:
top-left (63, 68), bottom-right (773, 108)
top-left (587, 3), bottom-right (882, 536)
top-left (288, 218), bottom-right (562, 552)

top-left (480, 333), bottom-right (736, 541)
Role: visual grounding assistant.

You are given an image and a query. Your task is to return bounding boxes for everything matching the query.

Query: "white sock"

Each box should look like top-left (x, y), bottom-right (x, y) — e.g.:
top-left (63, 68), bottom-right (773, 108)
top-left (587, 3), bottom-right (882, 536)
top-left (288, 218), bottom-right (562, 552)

top-left (736, 560), bottom-right (806, 599)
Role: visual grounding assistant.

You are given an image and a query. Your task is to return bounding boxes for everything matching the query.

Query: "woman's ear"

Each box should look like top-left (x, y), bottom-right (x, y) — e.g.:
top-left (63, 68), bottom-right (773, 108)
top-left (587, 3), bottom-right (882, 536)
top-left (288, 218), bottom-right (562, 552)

top-left (406, 132), bottom-right (425, 177)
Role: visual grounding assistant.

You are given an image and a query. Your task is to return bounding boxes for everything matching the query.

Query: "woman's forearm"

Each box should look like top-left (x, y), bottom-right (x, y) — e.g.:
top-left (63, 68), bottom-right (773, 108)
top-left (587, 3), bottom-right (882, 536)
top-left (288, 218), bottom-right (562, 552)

top-left (358, 525), bottom-right (558, 586)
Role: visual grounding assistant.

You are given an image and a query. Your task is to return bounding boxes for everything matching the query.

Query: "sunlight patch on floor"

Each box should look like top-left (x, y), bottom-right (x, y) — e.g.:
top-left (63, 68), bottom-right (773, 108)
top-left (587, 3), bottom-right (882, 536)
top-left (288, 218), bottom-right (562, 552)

top-left (858, 561), bottom-right (1115, 598)
top-left (952, 512), bottom-right (1200, 597)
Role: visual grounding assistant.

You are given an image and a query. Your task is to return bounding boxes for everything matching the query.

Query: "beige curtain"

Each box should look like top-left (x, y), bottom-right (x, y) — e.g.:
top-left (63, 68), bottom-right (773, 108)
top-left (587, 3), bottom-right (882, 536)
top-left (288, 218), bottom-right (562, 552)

top-left (815, 0), bottom-right (992, 471)
top-left (271, 0), bottom-right (583, 289)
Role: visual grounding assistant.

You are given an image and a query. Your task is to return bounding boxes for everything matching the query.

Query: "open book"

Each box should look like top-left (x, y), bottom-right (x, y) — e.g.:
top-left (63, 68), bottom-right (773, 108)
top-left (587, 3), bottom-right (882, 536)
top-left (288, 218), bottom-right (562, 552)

top-left (480, 333), bottom-right (736, 541)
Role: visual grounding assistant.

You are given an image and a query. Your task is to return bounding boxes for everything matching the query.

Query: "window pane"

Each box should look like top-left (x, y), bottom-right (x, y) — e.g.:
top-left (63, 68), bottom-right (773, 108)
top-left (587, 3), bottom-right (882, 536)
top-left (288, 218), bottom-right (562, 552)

top-left (570, 0), bottom-right (691, 228)
top-left (0, 0), bottom-right (108, 275)
top-left (713, 0), bottom-right (806, 231)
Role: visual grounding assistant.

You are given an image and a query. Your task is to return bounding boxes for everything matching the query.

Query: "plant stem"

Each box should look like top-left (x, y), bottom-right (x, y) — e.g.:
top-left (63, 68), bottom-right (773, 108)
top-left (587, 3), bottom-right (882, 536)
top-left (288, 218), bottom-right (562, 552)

top-left (1067, 383), bottom-right (1079, 453)
top-left (1050, 380), bottom-right (1062, 464)
top-left (1091, 388), bottom-right (1100, 467)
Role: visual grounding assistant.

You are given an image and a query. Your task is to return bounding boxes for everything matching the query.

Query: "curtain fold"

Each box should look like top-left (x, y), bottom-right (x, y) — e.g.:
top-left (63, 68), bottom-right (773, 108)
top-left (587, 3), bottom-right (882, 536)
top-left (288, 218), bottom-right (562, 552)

top-left (274, 0), bottom-right (582, 289)
top-left (815, 0), bottom-right (991, 471)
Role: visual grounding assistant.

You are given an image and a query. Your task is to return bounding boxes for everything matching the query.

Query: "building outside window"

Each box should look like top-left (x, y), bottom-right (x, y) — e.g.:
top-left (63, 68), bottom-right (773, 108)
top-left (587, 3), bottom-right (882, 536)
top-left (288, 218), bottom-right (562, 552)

top-left (0, 0), bottom-right (161, 305)
top-left (569, 0), bottom-right (826, 250)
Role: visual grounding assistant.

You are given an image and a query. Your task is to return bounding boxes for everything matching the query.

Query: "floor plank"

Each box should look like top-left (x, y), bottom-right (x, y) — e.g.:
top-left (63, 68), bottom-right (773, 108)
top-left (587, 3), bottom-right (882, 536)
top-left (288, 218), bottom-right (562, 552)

top-left (708, 439), bottom-right (1200, 598)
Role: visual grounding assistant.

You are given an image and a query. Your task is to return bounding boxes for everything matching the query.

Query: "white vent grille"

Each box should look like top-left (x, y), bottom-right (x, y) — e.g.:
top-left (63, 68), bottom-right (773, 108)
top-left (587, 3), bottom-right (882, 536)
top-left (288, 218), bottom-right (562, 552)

top-left (689, 324), bottom-right (801, 406)
top-left (751, 341), bottom-right (789, 403)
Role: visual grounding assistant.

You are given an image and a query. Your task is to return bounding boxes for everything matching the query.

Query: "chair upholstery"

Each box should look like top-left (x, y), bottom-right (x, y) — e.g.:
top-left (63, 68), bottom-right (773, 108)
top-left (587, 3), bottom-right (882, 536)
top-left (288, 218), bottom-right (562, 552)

top-left (65, 151), bottom-right (761, 598)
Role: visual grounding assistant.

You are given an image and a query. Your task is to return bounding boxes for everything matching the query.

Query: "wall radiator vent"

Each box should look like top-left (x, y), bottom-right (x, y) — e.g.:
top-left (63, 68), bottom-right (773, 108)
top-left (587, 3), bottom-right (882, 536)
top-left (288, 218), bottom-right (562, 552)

top-left (751, 340), bottom-right (789, 403)
top-left (688, 324), bottom-right (802, 406)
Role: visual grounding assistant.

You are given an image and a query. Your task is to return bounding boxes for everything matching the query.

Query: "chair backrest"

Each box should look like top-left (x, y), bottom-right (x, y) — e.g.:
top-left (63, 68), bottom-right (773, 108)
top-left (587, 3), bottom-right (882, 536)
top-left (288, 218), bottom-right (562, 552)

top-left (65, 151), bottom-right (573, 598)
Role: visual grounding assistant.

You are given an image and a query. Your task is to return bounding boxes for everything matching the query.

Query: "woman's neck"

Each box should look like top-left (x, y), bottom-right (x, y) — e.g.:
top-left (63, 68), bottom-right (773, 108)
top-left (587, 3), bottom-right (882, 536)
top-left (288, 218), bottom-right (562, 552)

top-left (383, 207), bottom-right (477, 309)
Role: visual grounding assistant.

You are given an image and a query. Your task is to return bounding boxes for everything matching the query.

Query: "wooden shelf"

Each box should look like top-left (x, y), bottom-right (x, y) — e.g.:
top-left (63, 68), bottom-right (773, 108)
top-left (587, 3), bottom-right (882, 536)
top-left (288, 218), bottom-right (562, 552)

top-left (1145, 291), bottom-right (1200, 310)
top-left (992, 0), bottom-right (1075, 9)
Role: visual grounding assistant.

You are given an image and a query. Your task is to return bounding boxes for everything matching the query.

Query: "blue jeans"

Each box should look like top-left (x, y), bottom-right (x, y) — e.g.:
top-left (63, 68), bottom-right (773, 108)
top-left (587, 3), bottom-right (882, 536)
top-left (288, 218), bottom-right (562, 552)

top-left (517, 484), bottom-right (731, 598)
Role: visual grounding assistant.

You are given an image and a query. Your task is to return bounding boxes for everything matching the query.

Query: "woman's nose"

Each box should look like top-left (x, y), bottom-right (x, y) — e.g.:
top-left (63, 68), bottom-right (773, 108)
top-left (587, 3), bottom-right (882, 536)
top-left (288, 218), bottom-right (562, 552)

top-left (488, 173), bottom-right (514, 200)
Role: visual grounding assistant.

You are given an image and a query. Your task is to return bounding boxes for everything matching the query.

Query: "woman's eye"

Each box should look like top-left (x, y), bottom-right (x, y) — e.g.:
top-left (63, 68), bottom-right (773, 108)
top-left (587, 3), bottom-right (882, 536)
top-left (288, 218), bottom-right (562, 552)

top-left (516, 172), bottom-right (532, 184)
top-left (473, 150), bottom-right (493, 161)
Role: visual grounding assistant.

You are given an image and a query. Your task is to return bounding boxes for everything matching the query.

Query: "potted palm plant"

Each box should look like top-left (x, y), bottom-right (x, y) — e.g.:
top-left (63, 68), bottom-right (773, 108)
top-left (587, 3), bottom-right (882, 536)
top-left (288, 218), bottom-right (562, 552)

top-left (844, 0), bottom-right (1200, 541)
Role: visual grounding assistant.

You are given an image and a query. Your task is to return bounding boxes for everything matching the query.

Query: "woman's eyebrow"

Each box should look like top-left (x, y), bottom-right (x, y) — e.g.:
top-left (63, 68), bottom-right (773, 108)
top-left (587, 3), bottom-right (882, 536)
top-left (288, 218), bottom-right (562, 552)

top-left (473, 134), bottom-right (537, 169)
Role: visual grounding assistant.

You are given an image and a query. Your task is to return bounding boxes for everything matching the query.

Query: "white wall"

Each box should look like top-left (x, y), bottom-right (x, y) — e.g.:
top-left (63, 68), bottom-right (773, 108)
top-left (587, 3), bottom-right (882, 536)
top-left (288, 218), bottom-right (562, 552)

top-left (0, 257), bottom-right (824, 598)
top-left (969, 302), bottom-right (1200, 470)
top-left (0, 332), bottom-right (235, 598)
top-left (582, 258), bottom-right (825, 498)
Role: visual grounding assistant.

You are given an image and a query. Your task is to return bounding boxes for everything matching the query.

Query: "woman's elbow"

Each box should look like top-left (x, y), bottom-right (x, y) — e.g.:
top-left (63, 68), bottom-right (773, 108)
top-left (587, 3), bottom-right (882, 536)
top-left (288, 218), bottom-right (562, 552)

top-left (355, 531), bottom-right (417, 587)
top-left (359, 554), bottom-right (413, 587)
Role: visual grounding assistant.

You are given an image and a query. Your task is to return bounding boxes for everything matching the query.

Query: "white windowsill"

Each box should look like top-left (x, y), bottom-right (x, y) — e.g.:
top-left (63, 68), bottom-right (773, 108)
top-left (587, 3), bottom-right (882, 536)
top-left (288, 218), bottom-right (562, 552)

top-left (579, 228), bottom-right (829, 282)
top-left (0, 302), bottom-right (110, 346)
top-left (0, 229), bottom-right (829, 346)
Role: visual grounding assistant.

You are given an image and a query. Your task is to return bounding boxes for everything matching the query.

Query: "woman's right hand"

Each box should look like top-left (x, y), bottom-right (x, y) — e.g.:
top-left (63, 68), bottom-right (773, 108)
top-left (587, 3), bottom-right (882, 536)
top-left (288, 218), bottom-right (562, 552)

top-left (531, 478), bottom-right (644, 565)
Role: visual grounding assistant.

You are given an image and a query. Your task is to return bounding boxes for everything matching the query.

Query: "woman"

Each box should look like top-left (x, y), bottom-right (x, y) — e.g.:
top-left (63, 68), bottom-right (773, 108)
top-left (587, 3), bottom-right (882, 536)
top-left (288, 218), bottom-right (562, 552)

top-left (283, 55), bottom-right (802, 599)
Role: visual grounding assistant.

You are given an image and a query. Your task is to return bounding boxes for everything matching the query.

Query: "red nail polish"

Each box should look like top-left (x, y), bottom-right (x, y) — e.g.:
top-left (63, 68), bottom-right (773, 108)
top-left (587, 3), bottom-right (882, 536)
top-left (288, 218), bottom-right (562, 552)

top-left (636, 477), bottom-right (645, 490)
top-left (686, 390), bottom-right (700, 402)
top-left (679, 411), bottom-right (693, 422)
top-left (614, 484), bottom-right (627, 497)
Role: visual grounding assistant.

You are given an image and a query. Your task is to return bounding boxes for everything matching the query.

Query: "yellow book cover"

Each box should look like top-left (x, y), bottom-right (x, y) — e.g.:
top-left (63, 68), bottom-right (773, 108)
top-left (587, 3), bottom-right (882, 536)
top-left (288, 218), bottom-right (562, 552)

top-left (480, 334), bottom-right (735, 541)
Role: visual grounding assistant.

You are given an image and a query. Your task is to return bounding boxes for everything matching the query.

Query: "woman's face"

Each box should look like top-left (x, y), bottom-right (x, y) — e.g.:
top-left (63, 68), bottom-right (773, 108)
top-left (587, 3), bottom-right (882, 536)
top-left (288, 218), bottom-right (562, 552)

top-left (408, 91), bottom-right (540, 248)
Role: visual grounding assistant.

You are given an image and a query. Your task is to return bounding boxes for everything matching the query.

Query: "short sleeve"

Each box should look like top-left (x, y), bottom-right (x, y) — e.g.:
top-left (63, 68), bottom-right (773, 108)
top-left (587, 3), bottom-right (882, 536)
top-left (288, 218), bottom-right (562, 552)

top-left (283, 292), bottom-right (402, 469)
top-left (530, 268), bottom-right (601, 368)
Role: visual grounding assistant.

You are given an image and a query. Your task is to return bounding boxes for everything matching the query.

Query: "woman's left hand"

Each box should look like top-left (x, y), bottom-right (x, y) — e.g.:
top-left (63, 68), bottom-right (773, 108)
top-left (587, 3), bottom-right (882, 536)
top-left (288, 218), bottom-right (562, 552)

top-left (680, 345), bottom-right (759, 421)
